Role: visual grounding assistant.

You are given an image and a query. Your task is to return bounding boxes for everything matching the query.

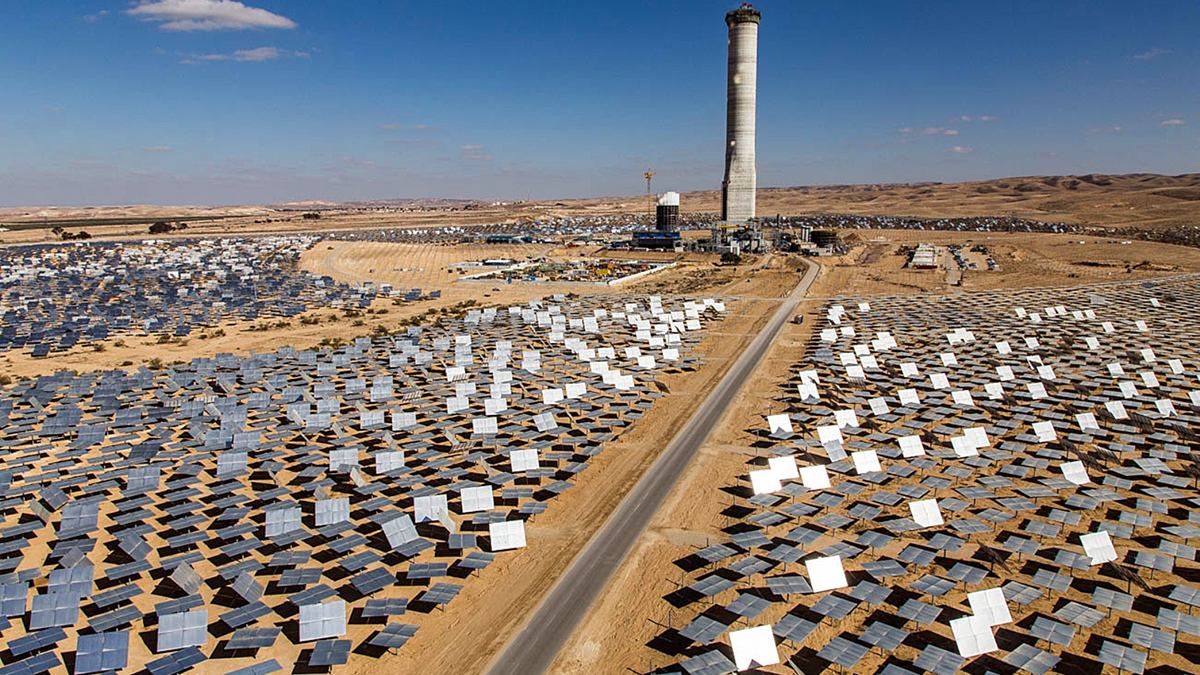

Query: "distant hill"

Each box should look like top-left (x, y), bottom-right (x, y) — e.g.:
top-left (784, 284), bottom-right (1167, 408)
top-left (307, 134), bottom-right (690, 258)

top-left (657, 173), bottom-right (1200, 231)
top-left (4, 173), bottom-right (1197, 234)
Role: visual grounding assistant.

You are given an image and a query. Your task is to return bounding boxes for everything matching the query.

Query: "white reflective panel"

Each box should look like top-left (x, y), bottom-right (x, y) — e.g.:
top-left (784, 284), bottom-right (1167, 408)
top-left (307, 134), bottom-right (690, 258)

top-left (964, 427), bottom-right (990, 449)
top-left (995, 341), bottom-right (1012, 355)
top-left (1119, 381), bottom-right (1138, 398)
top-left (929, 373), bottom-right (950, 390)
top-left (1140, 371), bottom-right (1159, 388)
top-left (898, 389), bottom-right (920, 406)
top-left (1060, 460), bottom-right (1090, 486)
top-left (767, 456), bottom-right (799, 481)
top-left (799, 465), bottom-right (831, 490)
top-left (833, 410), bottom-right (858, 429)
top-left (392, 411), bottom-right (417, 430)
top-left (806, 555), bottom-right (848, 593)
top-left (901, 362), bottom-right (920, 378)
top-left (940, 353), bottom-right (958, 367)
top-left (1076, 412), bottom-right (1101, 433)
top-left (967, 588), bottom-right (1013, 627)
top-left (851, 450), bottom-right (881, 475)
top-left (1168, 359), bottom-right (1184, 374)
top-left (1032, 421), bottom-right (1057, 443)
top-left (749, 469), bottom-right (781, 496)
top-left (1106, 400), bottom-right (1129, 420)
top-left (489, 520), bottom-right (526, 551)
top-left (414, 494), bottom-right (449, 523)
top-left (565, 382), bottom-right (587, 399)
top-left (996, 365), bottom-right (1015, 381)
top-left (816, 425), bottom-right (843, 446)
top-left (376, 451), bottom-right (404, 473)
top-left (1027, 382), bottom-right (1048, 399)
top-left (1037, 365), bottom-right (1056, 380)
top-left (299, 600), bottom-right (346, 642)
top-left (1156, 399), bottom-right (1177, 417)
top-left (910, 499), bottom-right (943, 527)
top-left (899, 435), bottom-right (925, 458)
top-left (984, 383), bottom-right (1004, 400)
top-left (1107, 362), bottom-right (1126, 377)
top-left (541, 388), bottom-right (564, 405)
top-left (1101, 321), bottom-right (1115, 333)
top-left (472, 417), bottom-right (498, 435)
top-left (1081, 531), bottom-right (1118, 565)
top-left (1085, 337), bottom-right (1100, 350)
top-left (730, 624), bottom-right (780, 671)
top-left (868, 398), bottom-right (889, 416)
top-left (460, 486), bottom-right (495, 513)
top-left (510, 449), bottom-right (539, 473)
top-left (797, 381), bottom-right (820, 401)
top-left (952, 390), bottom-right (975, 407)
top-left (766, 414), bottom-right (793, 435)
top-left (951, 435), bottom-right (979, 457)
top-left (484, 398), bottom-right (508, 416)
top-left (951, 615), bottom-right (998, 657)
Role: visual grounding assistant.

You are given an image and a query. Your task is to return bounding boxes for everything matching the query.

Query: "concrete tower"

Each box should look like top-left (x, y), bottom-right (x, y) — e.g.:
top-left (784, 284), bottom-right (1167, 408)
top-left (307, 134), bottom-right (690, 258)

top-left (721, 4), bottom-right (759, 223)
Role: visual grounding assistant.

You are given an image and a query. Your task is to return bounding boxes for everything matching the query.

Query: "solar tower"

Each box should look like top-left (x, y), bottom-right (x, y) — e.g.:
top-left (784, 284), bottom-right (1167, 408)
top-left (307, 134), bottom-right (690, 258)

top-left (721, 4), bottom-right (760, 223)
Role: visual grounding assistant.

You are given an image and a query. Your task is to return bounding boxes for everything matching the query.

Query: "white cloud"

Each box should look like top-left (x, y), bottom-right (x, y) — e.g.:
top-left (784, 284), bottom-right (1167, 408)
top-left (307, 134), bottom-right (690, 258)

top-left (1087, 126), bottom-right (1123, 134)
top-left (898, 126), bottom-right (959, 136)
top-left (143, 146), bottom-right (173, 153)
top-left (460, 145), bottom-right (492, 161)
top-left (127, 0), bottom-right (297, 32)
top-left (957, 115), bottom-right (996, 122)
top-left (1133, 48), bottom-right (1170, 60)
top-left (82, 10), bottom-right (110, 23)
top-left (1160, 119), bottom-right (1186, 127)
top-left (949, 146), bottom-right (976, 154)
top-left (187, 46), bottom-right (306, 62)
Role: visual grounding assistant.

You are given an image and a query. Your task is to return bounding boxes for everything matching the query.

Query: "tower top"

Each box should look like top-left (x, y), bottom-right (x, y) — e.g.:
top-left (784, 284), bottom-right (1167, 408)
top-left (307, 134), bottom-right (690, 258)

top-left (726, 4), bottom-right (760, 26)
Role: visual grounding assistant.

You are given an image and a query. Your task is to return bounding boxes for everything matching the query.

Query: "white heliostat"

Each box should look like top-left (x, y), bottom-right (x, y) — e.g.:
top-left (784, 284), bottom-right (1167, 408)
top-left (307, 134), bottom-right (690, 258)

top-left (721, 5), bottom-right (760, 222)
top-left (657, 191), bottom-right (680, 207)
top-left (729, 624), bottom-right (780, 671)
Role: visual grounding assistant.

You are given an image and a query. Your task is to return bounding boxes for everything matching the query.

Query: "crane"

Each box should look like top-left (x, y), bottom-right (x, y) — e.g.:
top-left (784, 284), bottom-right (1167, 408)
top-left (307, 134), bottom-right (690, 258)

top-left (644, 169), bottom-right (656, 215)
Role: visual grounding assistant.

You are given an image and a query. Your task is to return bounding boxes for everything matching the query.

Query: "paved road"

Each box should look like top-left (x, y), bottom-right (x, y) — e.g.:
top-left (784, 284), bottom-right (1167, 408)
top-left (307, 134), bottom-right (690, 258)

top-left (484, 257), bottom-right (822, 675)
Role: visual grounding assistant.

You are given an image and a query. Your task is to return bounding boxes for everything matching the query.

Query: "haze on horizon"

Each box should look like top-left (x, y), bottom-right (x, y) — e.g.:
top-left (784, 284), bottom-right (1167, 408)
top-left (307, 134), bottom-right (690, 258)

top-left (1, 0), bottom-right (1197, 207)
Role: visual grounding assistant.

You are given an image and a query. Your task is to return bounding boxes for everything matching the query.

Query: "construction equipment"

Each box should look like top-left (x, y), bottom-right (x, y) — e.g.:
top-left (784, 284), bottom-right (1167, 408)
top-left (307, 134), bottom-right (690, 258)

top-left (644, 169), bottom-right (656, 215)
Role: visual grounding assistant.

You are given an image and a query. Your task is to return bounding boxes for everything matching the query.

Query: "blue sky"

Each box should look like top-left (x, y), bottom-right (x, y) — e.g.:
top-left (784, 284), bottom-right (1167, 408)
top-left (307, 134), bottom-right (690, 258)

top-left (0, 0), bottom-right (1196, 206)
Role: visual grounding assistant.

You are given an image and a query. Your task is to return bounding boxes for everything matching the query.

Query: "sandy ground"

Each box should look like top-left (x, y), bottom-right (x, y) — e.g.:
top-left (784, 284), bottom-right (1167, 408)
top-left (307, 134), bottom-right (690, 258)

top-left (550, 229), bottom-right (1200, 675)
